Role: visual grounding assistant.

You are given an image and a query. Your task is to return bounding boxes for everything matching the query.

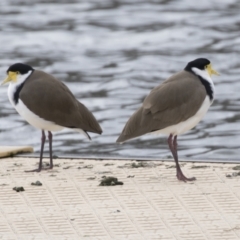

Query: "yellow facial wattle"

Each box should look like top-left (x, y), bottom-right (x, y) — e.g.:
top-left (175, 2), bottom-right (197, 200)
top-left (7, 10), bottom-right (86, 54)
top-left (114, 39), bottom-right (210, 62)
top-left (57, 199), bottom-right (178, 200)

top-left (1, 71), bottom-right (18, 85)
top-left (206, 64), bottom-right (219, 76)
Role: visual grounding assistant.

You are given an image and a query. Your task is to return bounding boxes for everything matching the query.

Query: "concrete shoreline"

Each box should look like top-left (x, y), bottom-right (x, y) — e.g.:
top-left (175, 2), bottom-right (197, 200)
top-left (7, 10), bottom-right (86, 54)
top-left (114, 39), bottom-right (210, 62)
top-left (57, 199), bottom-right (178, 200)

top-left (1, 145), bottom-right (239, 163)
top-left (1, 146), bottom-right (240, 239)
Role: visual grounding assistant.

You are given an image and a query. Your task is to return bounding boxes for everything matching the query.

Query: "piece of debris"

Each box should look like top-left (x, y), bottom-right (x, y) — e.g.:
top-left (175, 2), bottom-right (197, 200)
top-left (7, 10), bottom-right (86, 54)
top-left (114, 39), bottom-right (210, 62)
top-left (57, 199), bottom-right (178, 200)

top-left (0, 184), bottom-right (8, 186)
top-left (49, 174), bottom-right (56, 177)
top-left (113, 210), bottom-right (121, 213)
top-left (63, 166), bottom-right (72, 169)
top-left (87, 177), bottom-right (96, 180)
top-left (13, 187), bottom-right (25, 192)
top-left (79, 165), bottom-right (93, 169)
top-left (83, 165), bottom-right (93, 169)
top-left (118, 161), bottom-right (154, 169)
top-left (130, 162), bottom-right (148, 168)
top-left (166, 165), bottom-right (176, 169)
top-left (37, 162), bottom-right (60, 168)
top-left (97, 171), bottom-right (112, 174)
top-left (99, 176), bottom-right (124, 186)
top-left (117, 165), bottom-right (125, 169)
top-left (232, 172), bottom-right (240, 177)
top-left (104, 163), bottom-right (114, 166)
top-left (225, 226), bottom-right (240, 232)
top-left (13, 163), bottom-right (22, 167)
top-left (232, 166), bottom-right (240, 170)
top-left (31, 181), bottom-right (42, 186)
top-left (191, 165), bottom-right (209, 169)
top-left (166, 164), bottom-right (185, 169)
top-left (127, 175), bottom-right (135, 178)
top-left (226, 172), bottom-right (240, 178)
top-left (155, 163), bottom-right (163, 166)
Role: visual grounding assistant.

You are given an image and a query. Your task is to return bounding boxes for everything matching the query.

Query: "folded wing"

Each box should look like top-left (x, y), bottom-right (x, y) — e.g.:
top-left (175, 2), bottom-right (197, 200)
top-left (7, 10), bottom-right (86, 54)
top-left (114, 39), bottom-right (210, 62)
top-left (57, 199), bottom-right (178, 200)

top-left (20, 70), bottom-right (102, 134)
top-left (117, 71), bottom-right (206, 142)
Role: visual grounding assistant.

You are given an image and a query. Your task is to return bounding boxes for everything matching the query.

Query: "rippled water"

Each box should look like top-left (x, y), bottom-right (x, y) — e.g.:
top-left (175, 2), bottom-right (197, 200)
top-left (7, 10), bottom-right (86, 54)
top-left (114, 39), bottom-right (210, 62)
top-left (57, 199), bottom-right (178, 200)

top-left (0, 0), bottom-right (240, 160)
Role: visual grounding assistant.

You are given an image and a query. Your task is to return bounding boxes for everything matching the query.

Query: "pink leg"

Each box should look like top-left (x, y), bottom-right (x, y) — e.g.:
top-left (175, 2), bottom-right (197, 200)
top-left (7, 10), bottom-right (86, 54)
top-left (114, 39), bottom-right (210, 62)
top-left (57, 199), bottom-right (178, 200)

top-left (167, 135), bottom-right (196, 182)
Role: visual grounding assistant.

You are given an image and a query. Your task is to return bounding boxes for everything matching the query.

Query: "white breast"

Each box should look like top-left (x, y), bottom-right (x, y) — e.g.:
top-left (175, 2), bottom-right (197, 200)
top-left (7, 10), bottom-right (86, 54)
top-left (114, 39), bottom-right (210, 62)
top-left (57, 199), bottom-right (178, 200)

top-left (7, 77), bottom-right (64, 132)
top-left (152, 96), bottom-right (211, 136)
top-left (14, 99), bottom-right (64, 131)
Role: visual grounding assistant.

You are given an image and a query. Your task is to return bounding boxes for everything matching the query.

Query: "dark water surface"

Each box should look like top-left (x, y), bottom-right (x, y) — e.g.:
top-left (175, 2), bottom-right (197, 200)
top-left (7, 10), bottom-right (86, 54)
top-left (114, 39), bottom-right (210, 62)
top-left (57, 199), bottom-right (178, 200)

top-left (0, 0), bottom-right (240, 160)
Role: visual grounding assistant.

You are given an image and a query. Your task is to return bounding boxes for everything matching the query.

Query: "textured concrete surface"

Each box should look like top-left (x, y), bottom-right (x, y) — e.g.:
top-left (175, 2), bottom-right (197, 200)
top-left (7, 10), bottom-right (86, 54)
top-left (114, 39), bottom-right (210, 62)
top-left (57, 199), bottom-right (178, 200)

top-left (0, 157), bottom-right (240, 240)
top-left (0, 146), bottom-right (33, 158)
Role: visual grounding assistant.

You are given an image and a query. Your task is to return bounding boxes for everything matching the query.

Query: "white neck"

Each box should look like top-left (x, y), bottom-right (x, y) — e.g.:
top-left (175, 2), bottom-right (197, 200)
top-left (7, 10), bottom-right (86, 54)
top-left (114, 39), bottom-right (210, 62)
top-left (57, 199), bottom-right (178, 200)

top-left (191, 67), bottom-right (215, 97)
top-left (8, 70), bottom-right (33, 106)
top-left (191, 67), bottom-right (214, 86)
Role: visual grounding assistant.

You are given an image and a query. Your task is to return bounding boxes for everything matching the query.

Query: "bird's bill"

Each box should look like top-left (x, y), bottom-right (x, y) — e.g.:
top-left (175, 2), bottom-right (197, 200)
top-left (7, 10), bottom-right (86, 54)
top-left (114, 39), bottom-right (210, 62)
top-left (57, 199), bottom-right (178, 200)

top-left (1, 71), bottom-right (17, 85)
top-left (206, 64), bottom-right (219, 76)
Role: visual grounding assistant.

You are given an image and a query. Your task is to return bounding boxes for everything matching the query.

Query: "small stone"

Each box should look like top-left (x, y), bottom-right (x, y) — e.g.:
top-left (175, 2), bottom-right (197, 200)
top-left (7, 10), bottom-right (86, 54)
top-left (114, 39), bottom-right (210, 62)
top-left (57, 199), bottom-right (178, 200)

top-left (13, 187), bottom-right (25, 192)
top-left (31, 181), bottom-right (42, 186)
top-left (99, 176), bottom-right (124, 186)
top-left (127, 175), bottom-right (135, 178)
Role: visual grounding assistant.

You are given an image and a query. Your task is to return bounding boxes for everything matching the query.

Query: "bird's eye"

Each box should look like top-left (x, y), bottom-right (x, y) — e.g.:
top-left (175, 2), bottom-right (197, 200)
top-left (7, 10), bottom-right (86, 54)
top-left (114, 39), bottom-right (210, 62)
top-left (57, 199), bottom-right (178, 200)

top-left (16, 71), bottom-right (20, 74)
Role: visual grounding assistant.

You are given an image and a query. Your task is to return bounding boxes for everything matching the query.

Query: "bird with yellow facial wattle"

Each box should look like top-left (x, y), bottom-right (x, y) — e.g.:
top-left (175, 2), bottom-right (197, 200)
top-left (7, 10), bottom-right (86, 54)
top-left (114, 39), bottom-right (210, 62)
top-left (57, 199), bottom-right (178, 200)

top-left (1, 63), bottom-right (102, 172)
top-left (116, 58), bottom-right (219, 182)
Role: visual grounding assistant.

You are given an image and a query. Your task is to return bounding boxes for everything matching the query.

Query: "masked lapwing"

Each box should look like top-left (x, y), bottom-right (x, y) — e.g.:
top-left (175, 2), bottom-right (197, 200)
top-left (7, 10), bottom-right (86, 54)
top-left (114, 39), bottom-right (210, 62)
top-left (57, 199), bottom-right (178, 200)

top-left (1, 63), bottom-right (102, 172)
top-left (116, 58), bottom-right (219, 182)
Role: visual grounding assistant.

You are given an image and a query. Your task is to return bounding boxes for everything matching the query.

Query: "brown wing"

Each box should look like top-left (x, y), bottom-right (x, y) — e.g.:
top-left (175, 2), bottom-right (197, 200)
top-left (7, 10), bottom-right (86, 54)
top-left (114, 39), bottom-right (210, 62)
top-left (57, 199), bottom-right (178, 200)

top-left (20, 70), bottom-right (102, 134)
top-left (116, 71), bottom-right (206, 143)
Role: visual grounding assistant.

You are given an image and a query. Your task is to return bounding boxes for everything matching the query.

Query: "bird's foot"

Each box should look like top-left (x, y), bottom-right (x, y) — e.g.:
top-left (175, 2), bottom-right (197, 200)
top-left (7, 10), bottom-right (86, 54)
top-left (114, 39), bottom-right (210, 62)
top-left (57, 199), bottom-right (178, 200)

top-left (48, 165), bottom-right (53, 170)
top-left (25, 165), bottom-right (53, 173)
top-left (176, 170), bottom-right (196, 182)
top-left (25, 168), bottom-right (42, 173)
